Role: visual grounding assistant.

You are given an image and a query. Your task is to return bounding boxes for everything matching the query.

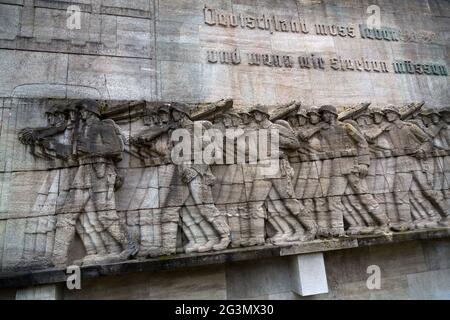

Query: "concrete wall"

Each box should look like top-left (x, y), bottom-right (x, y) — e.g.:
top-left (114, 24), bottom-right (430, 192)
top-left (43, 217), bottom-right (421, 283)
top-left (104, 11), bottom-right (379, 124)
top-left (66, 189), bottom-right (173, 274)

top-left (0, 0), bottom-right (449, 299)
top-left (0, 0), bottom-right (448, 105)
top-left (0, 238), bottom-right (436, 299)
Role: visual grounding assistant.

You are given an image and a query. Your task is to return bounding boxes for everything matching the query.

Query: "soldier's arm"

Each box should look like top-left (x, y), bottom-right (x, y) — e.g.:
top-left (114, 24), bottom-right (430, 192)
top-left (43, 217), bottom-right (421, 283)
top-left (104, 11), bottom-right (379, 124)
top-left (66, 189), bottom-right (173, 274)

top-left (274, 121), bottom-right (301, 150)
top-left (344, 123), bottom-right (370, 166)
top-left (134, 126), bottom-right (170, 144)
top-left (297, 126), bottom-right (321, 141)
top-left (407, 123), bottom-right (430, 143)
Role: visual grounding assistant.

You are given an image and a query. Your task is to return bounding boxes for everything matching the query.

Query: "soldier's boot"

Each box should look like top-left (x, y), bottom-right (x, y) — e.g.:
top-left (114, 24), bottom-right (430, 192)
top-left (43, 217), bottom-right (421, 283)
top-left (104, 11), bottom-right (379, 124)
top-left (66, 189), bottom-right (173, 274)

top-left (75, 222), bottom-right (97, 257)
top-left (369, 209), bottom-right (391, 235)
top-left (245, 207), bottom-right (266, 246)
top-left (266, 217), bottom-right (285, 244)
top-left (346, 226), bottom-right (364, 236)
top-left (328, 197), bottom-right (346, 238)
top-left (425, 212), bottom-right (441, 228)
top-left (183, 227), bottom-right (202, 254)
top-left (268, 216), bottom-right (294, 245)
top-left (439, 215), bottom-right (450, 227)
top-left (160, 207), bottom-right (181, 256)
top-left (181, 215), bottom-right (204, 254)
top-left (284, 216), bottom-right (309, 242)
top-left (247, 218), bottom-right (266, 246)
top-left (105, 222), bottom-right (138, 260)
top-left (191, 220), bottom-right (216, 253)
top-left (238, 216), bottom-right (251, 247)
top-left (211, 217), bottom-right (231, 251)
top-left (137, 223), bottom-right (162, 258)
top-left (299, 218), bottom-right (318, 241)
top-left (390, 203), bottom-right (414, 232)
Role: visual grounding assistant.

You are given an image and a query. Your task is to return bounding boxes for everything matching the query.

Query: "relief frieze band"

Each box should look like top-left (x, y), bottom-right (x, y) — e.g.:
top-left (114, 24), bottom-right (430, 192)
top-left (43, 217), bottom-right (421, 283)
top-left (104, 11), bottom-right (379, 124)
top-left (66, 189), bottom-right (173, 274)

top-left (5, 98), bottom-right (450, 272)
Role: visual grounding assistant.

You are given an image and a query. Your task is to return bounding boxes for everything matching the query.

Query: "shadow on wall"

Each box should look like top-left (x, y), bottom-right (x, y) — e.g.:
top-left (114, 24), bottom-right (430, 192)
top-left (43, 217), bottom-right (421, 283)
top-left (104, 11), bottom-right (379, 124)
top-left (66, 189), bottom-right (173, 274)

top-left (10, 83), bottom-right (103, 100)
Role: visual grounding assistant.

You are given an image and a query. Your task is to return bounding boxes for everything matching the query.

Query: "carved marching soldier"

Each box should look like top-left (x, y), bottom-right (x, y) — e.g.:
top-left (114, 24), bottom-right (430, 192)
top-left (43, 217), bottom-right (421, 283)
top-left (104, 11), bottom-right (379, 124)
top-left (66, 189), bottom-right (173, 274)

top-left (160, 104), bottom-right (231, 255)
top-left (244, 105), bottom-right (317, 245)
top-left (52, 100), bottom-right (137, 266)
top-left (315, 105), bottom-right (389, 237)
top-left (437, 108), bottom-right (450, 227)
top-left (18, 104), bottom-right (76, 267)
top-left (402, 108), bottom-right (445, 228)
top-left (367, 105), bottom-right (448, 231)
top-left (344, 109), bottom-right (389, 234)
top-left (126, 105), bottom-right (174, 258)
top-left (415, 108), bottom-right (450, 226)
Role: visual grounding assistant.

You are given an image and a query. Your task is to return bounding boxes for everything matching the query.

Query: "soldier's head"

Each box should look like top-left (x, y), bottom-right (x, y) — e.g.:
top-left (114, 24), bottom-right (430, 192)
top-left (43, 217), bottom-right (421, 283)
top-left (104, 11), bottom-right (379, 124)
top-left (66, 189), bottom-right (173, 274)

top-left (286, 114), bottom-right (298, 128)
top-left (307, 107), bottom-right (320, 125)
top-left (421, 108), bottom-right (441, 125)
top-left (439, 109), bottom-right (450, 124)
top-left (45, 109), bottom-right (55, 126)
top-left (370, 107), bottom-right (385, 124)
top-left (158, 104), bottom-right (171, 124)
top-left (216, 113), bottom-right (233, 128)
top-left (249, 105), bottom-right (270, 123)
top-left (171, 103), bottom-right (190, 122)
top-left (383, 105), bottom-right (401, 122)
top-left (144, 110), bottom-right (158, 126)
top-left (46, 105), bottom-right (65, 126)
top-left (229, 113), bottom-right (242, 127)
top-left (319, 105), bottom-right (338, 124)
top-left (64, 103), bottom-right (78, 123)
top-left (296, 108), bottom-right (308, 126)
top-left (76, 99), bottom-right (101, 121)
top-left (355, 112), bottom-right (373, 127)
top-left (238, 111), bottom-right (253, 125)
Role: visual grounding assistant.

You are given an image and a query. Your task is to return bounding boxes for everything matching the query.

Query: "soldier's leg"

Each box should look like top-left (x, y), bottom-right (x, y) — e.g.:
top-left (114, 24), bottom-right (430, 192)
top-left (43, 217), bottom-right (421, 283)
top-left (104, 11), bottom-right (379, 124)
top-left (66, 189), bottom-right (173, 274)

top-left (272, 177), bottom-right (317, 238)
top-left (84, 211), bottom-right (108, 254)
top-left (183, 205), bottom-right (212, 253)
top-left (246, 201), bottom-right (266, 246)
top-left (266, 212), bottom-right (285, 243)
top-left (327, 196), bottom-right (346, 237)
top-left (342, 195), bottom-right (375, 235)
top-left (315, 197), bottom-right (329, 237)
top-left (52, 212), bottom-right (79, 266)
top-left (390, 169), bottom-right (414, 231)
top-left (347, 174), bottom-right (389, 233)
top-left (160, 206), bottom-right (181, 255)
top-left (266, 199), bottom-right (295, 244)
top-left (93, 191), bottom-right (137, 259)
top-left (223, 204), bottom-right (242, 248)
top-left (181, 206), bottom-right (203, 253)
top-left (44, 216), bottom-right (56, 260)
top-left (52, 184), bottom-right (88, 267)
top-left (188, 176), bottom-right (231, 251)
top-left (23, 218), bottom-right (38, 261)
top-left (136, 209), bottom-right (154, 256)
top-left (75, 217), bottom-right (96, 256)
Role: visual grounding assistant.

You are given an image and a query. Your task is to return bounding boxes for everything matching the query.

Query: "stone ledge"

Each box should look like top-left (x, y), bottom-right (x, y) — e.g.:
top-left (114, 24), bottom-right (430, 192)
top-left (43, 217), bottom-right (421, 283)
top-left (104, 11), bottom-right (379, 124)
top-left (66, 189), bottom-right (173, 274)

top-left (1, 228), bottom-right (449, 289)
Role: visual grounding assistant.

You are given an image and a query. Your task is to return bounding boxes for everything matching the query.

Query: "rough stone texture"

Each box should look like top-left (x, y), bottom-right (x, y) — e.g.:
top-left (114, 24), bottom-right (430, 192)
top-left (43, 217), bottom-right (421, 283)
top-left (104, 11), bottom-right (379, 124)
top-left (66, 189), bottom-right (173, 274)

top-left (1, 238), bottom-right (447, 299)
top-left (0, 0), bottom-right (449, 299)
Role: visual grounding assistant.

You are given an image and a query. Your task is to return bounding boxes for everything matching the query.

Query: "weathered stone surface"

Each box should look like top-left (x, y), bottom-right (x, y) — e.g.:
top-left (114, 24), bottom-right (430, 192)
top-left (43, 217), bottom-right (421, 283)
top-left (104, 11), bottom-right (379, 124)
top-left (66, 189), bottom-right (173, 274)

top-left (0, 0), bottom-right (449, 301)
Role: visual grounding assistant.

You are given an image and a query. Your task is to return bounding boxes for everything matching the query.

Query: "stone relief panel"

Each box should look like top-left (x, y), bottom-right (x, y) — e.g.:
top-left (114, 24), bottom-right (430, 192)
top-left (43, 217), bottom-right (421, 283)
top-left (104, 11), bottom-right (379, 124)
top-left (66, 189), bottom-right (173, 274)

top-left (0, 97), bottom-right (448, 271)
top-left (155, 0), bottom-right (449, 106)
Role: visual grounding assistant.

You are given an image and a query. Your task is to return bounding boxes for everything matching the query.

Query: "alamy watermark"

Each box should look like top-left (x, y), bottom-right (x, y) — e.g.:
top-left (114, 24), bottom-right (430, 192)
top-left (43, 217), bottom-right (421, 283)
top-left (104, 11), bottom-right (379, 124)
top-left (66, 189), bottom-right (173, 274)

top-left (366, 265), bottom-right (381, 290)
top-left (67, 5), bottom-right (81, 30)
top-left (66, 265), bottom-right (81, 290)
top-left (366, 5), bottom-right (381, 29)
top-left (170, 124), bottom-right (281, 177)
